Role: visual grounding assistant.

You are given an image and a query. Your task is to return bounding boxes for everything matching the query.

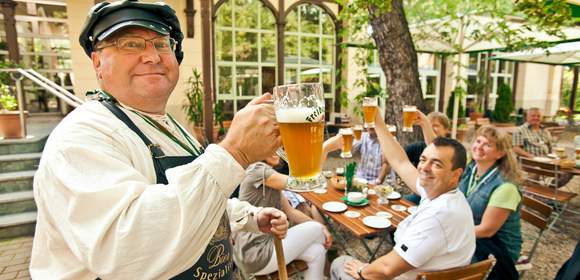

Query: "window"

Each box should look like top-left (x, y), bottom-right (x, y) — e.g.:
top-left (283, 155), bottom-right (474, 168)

top-left (214, 0), bottom-right (276, 119)
top-left (466, 52), bottom-right (514, 110)
top-left (284, 4), bottom-right (335, 114)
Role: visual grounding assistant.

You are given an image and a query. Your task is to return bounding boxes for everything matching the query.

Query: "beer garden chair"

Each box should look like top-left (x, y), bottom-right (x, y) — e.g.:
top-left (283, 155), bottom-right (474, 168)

top-left (415, 255), bottom-right (496, 280)
top-left (519, 157), bottom-right (577, 231)
top-left (516, 195), bottom-right (553, 276)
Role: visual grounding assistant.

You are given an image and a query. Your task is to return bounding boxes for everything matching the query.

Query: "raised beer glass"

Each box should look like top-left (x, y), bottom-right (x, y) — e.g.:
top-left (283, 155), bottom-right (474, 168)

top-left (402, 105), bottom-right (417, 132)
top-left (273, 83), bottom-right (325, 191)
top-left (339, 128), bottom-right (354, 158)
top-left (353, 125), bottom-right (363, 140)
top-left (363, 97), bottom-right (378, 128)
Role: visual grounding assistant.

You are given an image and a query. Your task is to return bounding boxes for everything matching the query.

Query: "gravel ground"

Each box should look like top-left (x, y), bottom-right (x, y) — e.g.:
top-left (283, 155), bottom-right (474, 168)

top-left (316, 129), bottom-right (580, 280)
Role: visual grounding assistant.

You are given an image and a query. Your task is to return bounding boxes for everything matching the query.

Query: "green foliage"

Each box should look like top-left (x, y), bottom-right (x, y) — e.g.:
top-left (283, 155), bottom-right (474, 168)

top-left (446, 87), bottom-right (466, 120)
top-left (560, 67), bottom-right (580, 111)
top-left (493, 83), bottom-right (514, 122)
top-left (0, 83), bottom-right (17, 111)
top-left (182, 69), bottom-right (204, 126)
top-left (214, 100), bottom-right (226, 136)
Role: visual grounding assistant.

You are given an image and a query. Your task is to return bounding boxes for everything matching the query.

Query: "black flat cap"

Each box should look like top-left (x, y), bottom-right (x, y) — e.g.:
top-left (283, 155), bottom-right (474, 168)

top-left (79, 0), bottom-right (184, 64)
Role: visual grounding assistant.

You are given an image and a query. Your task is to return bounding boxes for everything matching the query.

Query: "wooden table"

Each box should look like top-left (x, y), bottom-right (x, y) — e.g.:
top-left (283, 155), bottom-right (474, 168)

top-left (301, 185), bottom-right (416, 261)
top-left (528, 157), bottom-right (580, 176)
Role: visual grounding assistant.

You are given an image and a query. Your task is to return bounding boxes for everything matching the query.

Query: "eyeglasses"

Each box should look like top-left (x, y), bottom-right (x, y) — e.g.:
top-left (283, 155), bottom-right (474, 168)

top-left (96, 36), bottom-right (176, 53)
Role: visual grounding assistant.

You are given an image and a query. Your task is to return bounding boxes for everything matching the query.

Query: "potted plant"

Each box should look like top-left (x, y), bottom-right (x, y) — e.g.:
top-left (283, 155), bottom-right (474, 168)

top-left (182, 68), bottom-right (226, 143)
top-left (492, 83), bottom-right (514, 126)
top-left (0, 83), bottom-right (25, 139)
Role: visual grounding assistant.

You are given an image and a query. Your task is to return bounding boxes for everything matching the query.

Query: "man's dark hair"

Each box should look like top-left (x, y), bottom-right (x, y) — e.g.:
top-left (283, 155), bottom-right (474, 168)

top-left (432, 137), bottom-right (467, 171)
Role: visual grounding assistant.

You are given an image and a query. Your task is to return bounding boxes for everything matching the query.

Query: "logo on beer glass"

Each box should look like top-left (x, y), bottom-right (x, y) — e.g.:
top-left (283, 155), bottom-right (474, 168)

top-left (273, 83), bottom-right (325, 191)
top-left (403, 105), bottom-right (417, 132)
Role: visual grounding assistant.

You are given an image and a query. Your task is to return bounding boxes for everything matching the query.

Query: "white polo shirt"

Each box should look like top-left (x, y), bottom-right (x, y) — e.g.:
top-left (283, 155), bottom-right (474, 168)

top-left (394, 182), bottom-right (476, 280)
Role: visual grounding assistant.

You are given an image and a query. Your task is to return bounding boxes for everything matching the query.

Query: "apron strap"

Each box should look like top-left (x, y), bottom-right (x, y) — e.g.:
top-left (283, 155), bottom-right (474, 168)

top-left (100, 99), bottom-right (169, 184)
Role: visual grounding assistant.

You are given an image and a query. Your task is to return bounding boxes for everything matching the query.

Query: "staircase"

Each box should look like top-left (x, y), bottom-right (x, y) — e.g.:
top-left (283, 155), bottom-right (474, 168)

top-left (0, 115), bottom-right (61, 240)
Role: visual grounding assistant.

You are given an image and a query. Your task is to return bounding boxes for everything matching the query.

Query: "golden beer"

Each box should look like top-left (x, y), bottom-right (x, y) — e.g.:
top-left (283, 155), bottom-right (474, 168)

top-left (353, 125), bottom-right (363, 140)
top-left (279, 121), bottom-right (324, 179)
top-left (362, 97), bottom-right (378, 128)
top-left (339, 128), bottom-right (353, 158)
top-left (403, 105), bottom-right (417, 132)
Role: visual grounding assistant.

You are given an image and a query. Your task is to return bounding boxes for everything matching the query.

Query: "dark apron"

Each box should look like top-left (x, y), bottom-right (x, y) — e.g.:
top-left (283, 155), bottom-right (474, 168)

top-left (99, 99), bottom-right (233, 279)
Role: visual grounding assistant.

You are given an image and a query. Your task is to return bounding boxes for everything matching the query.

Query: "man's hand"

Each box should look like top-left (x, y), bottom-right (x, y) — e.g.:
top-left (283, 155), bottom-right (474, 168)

top-left (323, 134), bottom-right (343, 152)
top-left (322, 226), bottom-right (333, 249)
top-left (220, 93), bottom-right (282, 168)
top-left (257, 207), bottom-right (288, 239)
top-left (344, 258), bottom-right (367, 279)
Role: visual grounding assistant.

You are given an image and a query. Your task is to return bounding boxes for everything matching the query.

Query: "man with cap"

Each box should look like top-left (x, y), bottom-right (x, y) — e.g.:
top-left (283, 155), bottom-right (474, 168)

top-left (30, 1), bottom-right (287, 279)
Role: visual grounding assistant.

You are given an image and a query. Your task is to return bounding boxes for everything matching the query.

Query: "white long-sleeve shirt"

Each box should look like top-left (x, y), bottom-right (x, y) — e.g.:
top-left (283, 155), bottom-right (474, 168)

top-left (30, 101), bottom-right (259, 279)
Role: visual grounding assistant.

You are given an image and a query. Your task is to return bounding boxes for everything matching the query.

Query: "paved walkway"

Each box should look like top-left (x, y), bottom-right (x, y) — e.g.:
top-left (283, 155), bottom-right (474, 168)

top-left (0, 237), bottom-right (32, 280)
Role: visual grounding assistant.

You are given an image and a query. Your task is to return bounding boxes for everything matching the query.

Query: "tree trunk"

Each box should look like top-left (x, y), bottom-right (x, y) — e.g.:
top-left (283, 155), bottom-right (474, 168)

top-left (368, 0), bottom-right (425, 145)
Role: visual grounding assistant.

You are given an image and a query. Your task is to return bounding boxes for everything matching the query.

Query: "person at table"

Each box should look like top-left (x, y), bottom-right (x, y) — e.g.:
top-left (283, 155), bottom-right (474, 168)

top-left (372, 115), bottom-right (522, 278)
top-left (459, 125), bottom-right (522, 279)
top-left (234, 136), bottom-right (342, 279)
top-left (352, 127), bottom-right (390, 185)
top-left (331, 115), bottom-right (475, 280)
top-left (512, 107), bottom-right (553, 158)
top-left (403, 111), bottom-right (446, 204)
top-left (405, 111), bottom-right (450, 166)
top-left (512, 107), bottom-right (572, 186)
top-left (30, 1), bottom-right (288, 278)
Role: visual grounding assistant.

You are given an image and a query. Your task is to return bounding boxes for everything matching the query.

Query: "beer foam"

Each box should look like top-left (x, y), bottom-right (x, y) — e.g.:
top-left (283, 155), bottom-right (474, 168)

top-left (276, 107), bottom-right (324, 123)
top-left (339, 128), bottom-right (353, 135)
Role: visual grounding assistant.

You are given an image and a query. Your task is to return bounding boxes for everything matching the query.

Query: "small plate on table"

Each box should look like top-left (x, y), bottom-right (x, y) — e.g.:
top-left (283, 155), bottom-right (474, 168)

top-left (387, 191), bottom-right (402, 200)
top-left (344, 211), bottom-right (361, 218)
top-left (313, 188), bottom-right (327, 194)
top-left (363, 216), bottom-right (392, 229)
top-left (391, 204), bottom-right (407, 212)
top-left (376, 211), bottom-right (393, 219)
top-left (407, 206), bottom-right (418, 214)
top-left (322, 201), bottom-right (347, 213)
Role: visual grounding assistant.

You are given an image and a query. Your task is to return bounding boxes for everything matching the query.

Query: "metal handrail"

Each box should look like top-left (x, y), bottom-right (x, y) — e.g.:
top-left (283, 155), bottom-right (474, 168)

top-left (0, 68), bottom-right (83, 139)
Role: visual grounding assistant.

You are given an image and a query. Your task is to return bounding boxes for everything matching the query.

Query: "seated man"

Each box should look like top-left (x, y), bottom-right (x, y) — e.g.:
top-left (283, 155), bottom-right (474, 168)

top-left (512, 107), bottom-right (553, 158)
top-left (352, 127), bottom-right (390, 185)
top-left (513, 107), bottom-right (571, 186)
top-left (331, 114), bottom-right (475, 280)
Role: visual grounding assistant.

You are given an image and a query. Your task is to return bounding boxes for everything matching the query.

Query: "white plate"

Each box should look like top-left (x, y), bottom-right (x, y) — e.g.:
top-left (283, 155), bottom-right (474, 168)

top-left (367, 189), bottom-right (376, 195)
top-left (407, 206), bottom-right (418, 214)
top-left (391, 204), bottom-right (407, 212)
top-left (547, 153), bottom-right (558, 159)
top-left (375, 211), bottom-right (393, 218)
top-left (344, 211), bottom-right (361, 218)
top-left (313, 188), bottom-right (327, 194)
top-left (387, 191), bottom-right (402, 200)
top-left (363, 216), bottom-right (392, 229)
top-left (533, 157), bottom-right (552, 163)
top-left (322, 201), bottom-right (347, 213)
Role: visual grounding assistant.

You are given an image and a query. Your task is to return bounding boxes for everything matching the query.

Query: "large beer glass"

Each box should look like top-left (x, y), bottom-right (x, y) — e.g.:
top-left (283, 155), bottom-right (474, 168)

top-left (339, 128), bottom-right (354, 158)
top-left (402, 105), bottom-right (417, 132)
top-left (353, 125), bottom-right (363, 140)
top-left (273, 83), bottom-right (325, 191)
top-left (363, 97), bottom-right (378, 128)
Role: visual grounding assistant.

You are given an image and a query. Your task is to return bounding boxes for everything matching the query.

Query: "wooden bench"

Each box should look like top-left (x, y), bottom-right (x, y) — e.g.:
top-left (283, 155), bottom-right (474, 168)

top-left (254, 260), bottom-right (308, 280)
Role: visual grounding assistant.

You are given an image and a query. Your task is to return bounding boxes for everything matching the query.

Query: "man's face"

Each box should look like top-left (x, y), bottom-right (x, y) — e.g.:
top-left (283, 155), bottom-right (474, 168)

top-left (526, 110), bottom-right (542, 126)
top-left (430, 120), bottom-right (449, 137)
top-left (417, 144), bottom-right (462, 192)
top-left (91, 27), bottom-right (179, 112)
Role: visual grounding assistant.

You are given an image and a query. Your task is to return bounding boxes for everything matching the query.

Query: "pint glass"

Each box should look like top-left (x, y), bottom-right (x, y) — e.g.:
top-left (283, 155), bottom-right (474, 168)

top-left (339, 128), bottom-right (354, 158)
top-left (402, 105), bottom-right (417, 132)
top-left (363, 97), bottom-right (378, 128)
top-left (353, 125), bottom-right (363, 140)
top-left (273, 83), bottom-right (325, 191)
